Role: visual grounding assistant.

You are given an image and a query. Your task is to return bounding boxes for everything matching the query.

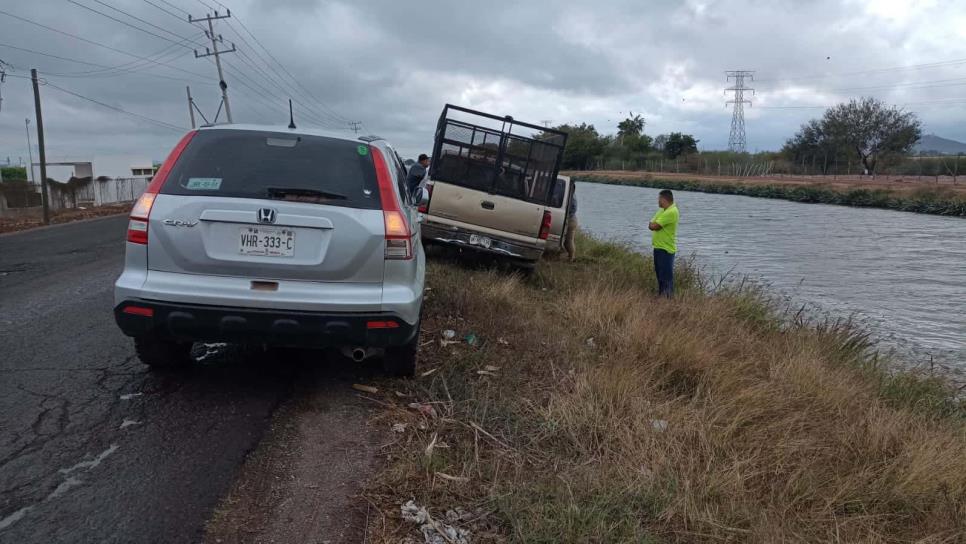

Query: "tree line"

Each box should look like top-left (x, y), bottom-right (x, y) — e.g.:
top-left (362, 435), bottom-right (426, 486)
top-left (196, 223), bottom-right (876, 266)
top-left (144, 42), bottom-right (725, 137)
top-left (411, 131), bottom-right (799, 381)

top-left (551, 98), bottom-right (927, 177)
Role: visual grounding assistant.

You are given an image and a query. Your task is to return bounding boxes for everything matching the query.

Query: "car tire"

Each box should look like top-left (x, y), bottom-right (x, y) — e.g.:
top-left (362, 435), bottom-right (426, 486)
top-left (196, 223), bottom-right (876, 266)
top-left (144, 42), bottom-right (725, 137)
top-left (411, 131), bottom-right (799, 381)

top-left (134, 336), bottom-right (193, 370)
top-left (383, 321), bottom-right (420, 377)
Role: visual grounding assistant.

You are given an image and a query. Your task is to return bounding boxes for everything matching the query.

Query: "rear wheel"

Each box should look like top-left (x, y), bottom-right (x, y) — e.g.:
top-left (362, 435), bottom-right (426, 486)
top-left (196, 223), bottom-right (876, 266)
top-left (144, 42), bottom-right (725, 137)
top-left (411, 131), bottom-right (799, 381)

top-left (134, 335), bottom-right (193, 370)
top-left (383, 321), bottom-right (420, 377)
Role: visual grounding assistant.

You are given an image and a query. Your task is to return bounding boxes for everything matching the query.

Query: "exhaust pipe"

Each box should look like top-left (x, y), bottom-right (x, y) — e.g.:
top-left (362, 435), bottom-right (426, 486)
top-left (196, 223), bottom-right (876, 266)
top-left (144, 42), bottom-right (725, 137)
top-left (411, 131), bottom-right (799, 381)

top-left (341, 346), bottom-right (381, 362)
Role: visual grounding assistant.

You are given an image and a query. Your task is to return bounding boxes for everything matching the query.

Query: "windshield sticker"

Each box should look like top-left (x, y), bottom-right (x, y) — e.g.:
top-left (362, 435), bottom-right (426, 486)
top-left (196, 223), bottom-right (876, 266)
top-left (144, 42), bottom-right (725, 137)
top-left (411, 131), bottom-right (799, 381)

top-left (185, 178), bottom-right (222, 190)
top-left (357, 145), bottom-right (369, 156)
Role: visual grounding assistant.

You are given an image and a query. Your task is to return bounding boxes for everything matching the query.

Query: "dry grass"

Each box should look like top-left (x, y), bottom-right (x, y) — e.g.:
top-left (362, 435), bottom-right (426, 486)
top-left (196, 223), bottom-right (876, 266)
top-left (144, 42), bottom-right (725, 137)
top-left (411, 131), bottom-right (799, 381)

top-left (365, 233), bottom-right (966, 543)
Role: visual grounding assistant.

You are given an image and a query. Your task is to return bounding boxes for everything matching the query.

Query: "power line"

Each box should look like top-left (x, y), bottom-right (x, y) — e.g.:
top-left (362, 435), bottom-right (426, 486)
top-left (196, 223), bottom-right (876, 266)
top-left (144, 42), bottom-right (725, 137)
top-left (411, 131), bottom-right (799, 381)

top-left (66, 0), bottom-right (203, 50)
top-left (756, 57), bottom-right (966, 85)
top-left (0, 40), bottom-right (210, 85)
top-left (0, 9), bottom-right (212, 80)
top-left (42, 80), bottom-right (187, 132)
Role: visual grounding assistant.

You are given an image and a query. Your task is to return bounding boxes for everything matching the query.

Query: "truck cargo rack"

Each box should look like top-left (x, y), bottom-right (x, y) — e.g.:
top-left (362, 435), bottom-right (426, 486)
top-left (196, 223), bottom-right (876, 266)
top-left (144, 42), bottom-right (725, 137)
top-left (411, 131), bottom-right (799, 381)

top-left (429, 104), bottom-right (568, 205)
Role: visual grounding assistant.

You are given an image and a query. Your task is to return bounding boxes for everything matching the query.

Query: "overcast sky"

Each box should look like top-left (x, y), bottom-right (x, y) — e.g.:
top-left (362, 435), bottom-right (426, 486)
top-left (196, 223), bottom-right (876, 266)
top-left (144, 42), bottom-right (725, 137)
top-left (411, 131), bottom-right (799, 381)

top-left (2, 0), bottom-right (966, 177)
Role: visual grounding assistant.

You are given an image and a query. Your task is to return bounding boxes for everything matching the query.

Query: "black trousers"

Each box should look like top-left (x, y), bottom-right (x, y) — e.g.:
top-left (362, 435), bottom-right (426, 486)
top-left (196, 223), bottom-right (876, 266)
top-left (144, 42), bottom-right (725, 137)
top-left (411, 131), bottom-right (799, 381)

top-left (653, 248), bottom-right (675, 297)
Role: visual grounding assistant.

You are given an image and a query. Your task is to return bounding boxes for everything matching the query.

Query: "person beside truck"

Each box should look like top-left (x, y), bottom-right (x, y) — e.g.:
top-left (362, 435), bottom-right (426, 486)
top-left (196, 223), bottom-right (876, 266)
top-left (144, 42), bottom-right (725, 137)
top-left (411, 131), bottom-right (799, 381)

top-left (407, 154), bottom-right (430, 194)
top-left (564, 188), bottom-right (578, 261)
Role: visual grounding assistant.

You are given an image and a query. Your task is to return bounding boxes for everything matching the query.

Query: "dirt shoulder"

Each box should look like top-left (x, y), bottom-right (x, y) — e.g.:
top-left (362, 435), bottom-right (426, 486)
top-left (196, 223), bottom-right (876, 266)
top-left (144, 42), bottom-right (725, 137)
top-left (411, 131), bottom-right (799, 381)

top-left (204, 355), bottom-right (386, 544)
top-left (0, 202), bottom-right (132, 234)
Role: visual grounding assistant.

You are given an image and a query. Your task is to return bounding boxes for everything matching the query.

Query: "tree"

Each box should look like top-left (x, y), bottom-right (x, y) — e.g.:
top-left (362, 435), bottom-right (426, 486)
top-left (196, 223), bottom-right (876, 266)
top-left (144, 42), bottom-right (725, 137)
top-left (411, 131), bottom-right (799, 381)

top-left (550, 123), bottom-right (606, 170)
top-left (652, 134), bottom-right (667, 152)
top-left (662, 133), bottom-right (698, 159)
top-left (784, 97), bottom-right (921, 175)
top-left (617, 113), bottom-right (645, 139)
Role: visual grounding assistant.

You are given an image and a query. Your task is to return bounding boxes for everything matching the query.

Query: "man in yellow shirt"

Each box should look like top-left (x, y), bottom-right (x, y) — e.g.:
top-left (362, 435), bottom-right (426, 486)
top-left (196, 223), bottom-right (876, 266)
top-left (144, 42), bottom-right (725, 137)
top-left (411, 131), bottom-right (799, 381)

top-left (648, 189), bottom-right (679, 297)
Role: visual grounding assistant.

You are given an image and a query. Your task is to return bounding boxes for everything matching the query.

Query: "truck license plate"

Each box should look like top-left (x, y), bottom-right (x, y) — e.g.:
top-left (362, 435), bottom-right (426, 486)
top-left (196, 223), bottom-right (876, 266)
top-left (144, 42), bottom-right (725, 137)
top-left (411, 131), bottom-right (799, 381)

top-left (239, 226), bottom-right (295, 257)
top-left (468, 234), bottom-right (492, 249)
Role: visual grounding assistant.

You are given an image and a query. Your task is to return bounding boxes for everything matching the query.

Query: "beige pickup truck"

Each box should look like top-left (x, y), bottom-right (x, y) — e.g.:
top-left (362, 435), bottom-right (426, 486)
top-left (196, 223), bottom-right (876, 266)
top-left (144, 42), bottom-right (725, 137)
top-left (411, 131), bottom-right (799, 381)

top-left (419, 105), bottom-right (569, 267)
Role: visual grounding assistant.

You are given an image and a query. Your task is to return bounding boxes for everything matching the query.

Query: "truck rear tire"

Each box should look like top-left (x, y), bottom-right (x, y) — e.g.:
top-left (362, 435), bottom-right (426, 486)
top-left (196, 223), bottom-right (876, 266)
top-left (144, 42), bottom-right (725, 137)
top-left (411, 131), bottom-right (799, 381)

top-left (383, 322), bottom-right (420, 377)
top-left (134, 336), bottom-right (193, 370)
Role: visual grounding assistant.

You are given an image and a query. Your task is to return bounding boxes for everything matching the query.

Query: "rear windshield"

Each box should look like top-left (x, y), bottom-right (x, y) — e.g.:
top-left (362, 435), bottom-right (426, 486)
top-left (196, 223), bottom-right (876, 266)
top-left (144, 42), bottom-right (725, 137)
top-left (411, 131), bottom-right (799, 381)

top-left (161, 129), bottom-right (381, 209)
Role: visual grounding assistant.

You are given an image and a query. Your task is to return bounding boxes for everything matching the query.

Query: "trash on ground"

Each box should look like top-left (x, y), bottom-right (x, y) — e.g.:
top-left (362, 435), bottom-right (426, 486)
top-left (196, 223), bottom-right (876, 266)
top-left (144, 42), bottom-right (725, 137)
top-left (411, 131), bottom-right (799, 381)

top-left (476, 370), bottom-right (496, 377)
top-left (400, 500), bottom-right (471, 544)
top-left (424, 432), bottom-right (438, 458)
top-left (409, 402), bottom-right (439, 419)
top-left (483, 365), bottom-right (499, 372)
top-left (395, 390), bottom-right (410, 398)
top-left (650, 419), bottom-right (669, 432)
top-left (586, 337), bottom-right (597, 348)
top-left (119, 419), bottom-right (140, 429)
top-left (435, 472), bottom-right (469, 483)
top-left (119, 392), bottom-right (142, 401)
top-left (497, 338), bottom-right (509, 346)
top-left (441, 329), bottom-right (456, 340)
top-left (392, 422), bottom-right (407, 433)
top-left (352, 383), bottom-right (379, 394)
top-left (420, 367), bottom-right (439, 378)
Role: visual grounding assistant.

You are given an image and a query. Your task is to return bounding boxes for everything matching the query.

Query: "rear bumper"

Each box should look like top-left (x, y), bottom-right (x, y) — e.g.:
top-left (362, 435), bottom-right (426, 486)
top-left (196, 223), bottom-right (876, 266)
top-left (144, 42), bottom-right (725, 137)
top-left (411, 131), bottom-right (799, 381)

top-left (420, 219), bottom-right (544, 262)
top-left (114, 300), bottom-right (418, 348)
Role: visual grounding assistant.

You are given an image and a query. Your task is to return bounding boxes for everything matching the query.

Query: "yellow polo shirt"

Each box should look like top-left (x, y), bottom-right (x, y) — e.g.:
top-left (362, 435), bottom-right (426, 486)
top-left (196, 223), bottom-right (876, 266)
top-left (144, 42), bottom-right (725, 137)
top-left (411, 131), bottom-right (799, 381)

top-left (650, 204), bottom-right (679, 254)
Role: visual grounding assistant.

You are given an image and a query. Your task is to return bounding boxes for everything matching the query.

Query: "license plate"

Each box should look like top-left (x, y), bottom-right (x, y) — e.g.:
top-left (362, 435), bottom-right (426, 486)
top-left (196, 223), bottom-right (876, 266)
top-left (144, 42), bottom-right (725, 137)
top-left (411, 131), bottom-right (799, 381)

top-left (468, 234), bottom-right (492, 249)
top-left (239, 226), bottom-right (295, 257)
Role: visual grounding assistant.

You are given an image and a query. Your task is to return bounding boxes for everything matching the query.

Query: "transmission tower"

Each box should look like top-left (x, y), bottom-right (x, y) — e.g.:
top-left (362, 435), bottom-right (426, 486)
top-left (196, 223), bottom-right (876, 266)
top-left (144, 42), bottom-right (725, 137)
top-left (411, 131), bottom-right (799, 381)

top-left (725, 70), bottom-right (754, 153)
top-left (348, 121), bottom-right (362, 134)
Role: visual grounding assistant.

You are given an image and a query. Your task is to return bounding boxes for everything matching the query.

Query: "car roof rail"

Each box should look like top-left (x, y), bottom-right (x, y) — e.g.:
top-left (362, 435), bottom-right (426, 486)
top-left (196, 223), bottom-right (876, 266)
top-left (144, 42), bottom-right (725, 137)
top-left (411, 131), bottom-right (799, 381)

top-left (358, 135), bottom-right (385, 143)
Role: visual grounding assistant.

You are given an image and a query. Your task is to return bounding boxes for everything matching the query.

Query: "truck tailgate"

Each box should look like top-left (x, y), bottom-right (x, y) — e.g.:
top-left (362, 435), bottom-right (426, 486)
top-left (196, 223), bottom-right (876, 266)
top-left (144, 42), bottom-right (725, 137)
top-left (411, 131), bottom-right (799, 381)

top-left (427, 181), bottom-right (545, 242)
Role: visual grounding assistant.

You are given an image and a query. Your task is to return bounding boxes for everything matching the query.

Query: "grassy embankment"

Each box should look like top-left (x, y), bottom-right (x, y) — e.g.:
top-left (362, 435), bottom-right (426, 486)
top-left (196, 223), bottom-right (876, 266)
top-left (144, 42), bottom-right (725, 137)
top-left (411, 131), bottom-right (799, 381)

top-left (365, 233), bottom-right (965, 543)
top-left (572, 171), bottom-right (966, 217)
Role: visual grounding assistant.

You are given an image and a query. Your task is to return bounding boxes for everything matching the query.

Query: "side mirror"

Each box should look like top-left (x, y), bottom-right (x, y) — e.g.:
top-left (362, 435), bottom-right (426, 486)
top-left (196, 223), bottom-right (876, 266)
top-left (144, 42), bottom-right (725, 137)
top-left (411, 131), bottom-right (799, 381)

top-left (414, 186), bottom-right (430, 208)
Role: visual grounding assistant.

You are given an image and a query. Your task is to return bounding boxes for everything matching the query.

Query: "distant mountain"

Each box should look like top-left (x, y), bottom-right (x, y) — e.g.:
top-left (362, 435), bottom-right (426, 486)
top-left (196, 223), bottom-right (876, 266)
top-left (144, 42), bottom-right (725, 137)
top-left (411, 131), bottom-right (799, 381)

top-left (914, 134), bottom-right (966, 155)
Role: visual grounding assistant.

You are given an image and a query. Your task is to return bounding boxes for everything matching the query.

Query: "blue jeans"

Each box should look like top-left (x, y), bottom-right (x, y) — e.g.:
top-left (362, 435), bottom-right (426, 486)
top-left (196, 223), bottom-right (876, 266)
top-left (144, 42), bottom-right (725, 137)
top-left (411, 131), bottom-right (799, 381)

top-left (653, 249), bottom-right (675, 297)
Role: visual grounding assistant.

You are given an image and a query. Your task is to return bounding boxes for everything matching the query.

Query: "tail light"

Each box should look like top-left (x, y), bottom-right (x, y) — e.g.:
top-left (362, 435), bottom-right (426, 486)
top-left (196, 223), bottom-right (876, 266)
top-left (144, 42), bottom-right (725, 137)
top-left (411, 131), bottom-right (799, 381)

top-left (538, 210), bottom-right (552, 240)
top-left (370, 146), bottom-right (413, 260)
top-left (127, 130), bottom-right (197, 244)
top-left (418, 183), bottom-right (433, 214)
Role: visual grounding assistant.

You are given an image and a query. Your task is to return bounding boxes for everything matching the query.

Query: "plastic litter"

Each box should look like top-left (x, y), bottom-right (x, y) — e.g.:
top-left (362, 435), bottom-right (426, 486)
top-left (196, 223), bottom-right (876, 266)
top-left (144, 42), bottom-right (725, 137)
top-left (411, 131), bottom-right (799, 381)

top-left (352, 383), bottom-right (379, 394)
top-left (409, 402), bottom-right (438, 419)
top-left (400, 500), bottom-right (471, 544)
top-left (651, 419), bottom-right (669, 432)
top-left (464, 333), bottom-right (479, 346)
top-left (496, 338), bottom-right (509, 346)
top-left (392, 423), bottom-right (407, 433)
top-left (586, 337), bottom-right (597, 348)
top-left (441, 329), bottom-right (456, 340)
top-left (483, 365), bottom-right (499, 372)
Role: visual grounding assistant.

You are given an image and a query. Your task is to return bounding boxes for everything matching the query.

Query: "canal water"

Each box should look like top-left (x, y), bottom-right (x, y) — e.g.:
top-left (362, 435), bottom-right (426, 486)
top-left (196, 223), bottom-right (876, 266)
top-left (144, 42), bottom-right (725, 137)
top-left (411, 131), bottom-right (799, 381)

top-left (575, 181), bottom-right (966, 370)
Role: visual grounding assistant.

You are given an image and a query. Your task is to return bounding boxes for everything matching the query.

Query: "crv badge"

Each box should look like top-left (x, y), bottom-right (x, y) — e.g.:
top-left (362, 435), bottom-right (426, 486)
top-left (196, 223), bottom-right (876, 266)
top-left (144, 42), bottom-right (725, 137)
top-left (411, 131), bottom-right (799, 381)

top-left (163, 219), bottom-right (198, 227)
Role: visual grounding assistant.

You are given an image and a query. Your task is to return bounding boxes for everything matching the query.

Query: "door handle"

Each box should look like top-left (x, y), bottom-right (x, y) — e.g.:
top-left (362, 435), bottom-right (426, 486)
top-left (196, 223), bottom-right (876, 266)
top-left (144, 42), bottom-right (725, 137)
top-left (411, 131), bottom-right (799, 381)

top-left (481, 201), bottom-right (495, 210)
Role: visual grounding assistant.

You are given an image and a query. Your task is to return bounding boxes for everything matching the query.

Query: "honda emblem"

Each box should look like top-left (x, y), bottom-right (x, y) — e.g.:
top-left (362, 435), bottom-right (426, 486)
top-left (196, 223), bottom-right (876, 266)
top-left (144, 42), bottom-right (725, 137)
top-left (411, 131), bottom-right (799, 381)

top-left (257, 208), bottom-right (277, 224)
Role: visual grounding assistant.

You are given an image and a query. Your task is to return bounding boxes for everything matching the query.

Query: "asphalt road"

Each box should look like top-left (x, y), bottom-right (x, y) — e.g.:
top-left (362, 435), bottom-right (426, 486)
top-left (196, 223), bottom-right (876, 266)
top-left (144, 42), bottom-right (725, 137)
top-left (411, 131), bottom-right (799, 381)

top-left (0, 215), bottom-right (344, 543)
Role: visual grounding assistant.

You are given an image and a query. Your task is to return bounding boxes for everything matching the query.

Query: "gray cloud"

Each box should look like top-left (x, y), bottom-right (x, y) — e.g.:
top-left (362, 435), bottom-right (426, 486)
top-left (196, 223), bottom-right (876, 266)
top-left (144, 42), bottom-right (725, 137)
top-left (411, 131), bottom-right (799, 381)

top-left (2, 0), bottom-right (966, 177)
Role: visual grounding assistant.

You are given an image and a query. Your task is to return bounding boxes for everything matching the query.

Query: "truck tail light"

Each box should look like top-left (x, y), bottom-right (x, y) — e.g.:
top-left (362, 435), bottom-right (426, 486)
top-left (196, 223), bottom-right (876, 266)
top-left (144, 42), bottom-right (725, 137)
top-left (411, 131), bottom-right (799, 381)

top-left (418, 183), bottom-right (433, 214)
top-left (538, 210), bottom-right (552, 240)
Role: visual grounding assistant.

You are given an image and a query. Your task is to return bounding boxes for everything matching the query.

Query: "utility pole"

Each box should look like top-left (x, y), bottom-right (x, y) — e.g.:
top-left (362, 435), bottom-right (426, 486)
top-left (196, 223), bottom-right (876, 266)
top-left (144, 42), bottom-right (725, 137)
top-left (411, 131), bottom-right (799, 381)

top-left (348, 121), bottom-right (362, 134)
top-left (725, 70), bottom-right (754, 153)
top-left (540, 120), bottom-right (553, 128)
top-left (190, 10), bottom-right (236, 124)
top-left (25, 118), bottom-right (34, 183)
top-left (30, 69), bottom-right (50, 225)
top-left (186, 86), bottom-right (196, 128)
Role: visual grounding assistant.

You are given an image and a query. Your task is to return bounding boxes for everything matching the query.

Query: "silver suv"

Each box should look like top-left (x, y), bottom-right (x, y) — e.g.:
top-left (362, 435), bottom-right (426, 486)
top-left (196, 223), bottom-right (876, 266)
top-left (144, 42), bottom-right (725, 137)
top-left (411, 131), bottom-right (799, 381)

top-left (113, 125), bottom-right (426, 376)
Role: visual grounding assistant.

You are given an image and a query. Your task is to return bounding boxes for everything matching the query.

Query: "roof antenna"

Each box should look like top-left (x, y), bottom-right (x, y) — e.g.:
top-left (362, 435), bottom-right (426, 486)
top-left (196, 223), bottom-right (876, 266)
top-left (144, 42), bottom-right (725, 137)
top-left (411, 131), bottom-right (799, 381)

top-left (287, 99), bottom-right (296, 129)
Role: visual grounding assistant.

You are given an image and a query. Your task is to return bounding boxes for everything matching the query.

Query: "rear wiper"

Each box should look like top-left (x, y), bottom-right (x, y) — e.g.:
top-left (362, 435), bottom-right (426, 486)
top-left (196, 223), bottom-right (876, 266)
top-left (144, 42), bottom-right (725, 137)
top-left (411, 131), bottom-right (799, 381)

top-left (266, 187), bottom-right (347, 201)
